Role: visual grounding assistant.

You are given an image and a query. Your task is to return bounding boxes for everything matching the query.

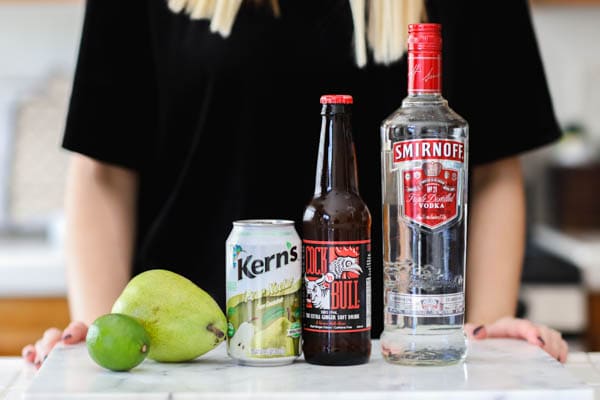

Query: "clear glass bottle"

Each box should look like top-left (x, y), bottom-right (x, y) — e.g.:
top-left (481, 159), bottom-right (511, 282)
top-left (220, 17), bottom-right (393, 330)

top-left (380, 23), bottom-right (469, 365)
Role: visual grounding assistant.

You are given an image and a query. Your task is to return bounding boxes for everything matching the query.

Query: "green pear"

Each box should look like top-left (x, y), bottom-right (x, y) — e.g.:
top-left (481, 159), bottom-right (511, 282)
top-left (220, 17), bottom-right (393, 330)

top-left (111, 269), bottom-right (227, 362)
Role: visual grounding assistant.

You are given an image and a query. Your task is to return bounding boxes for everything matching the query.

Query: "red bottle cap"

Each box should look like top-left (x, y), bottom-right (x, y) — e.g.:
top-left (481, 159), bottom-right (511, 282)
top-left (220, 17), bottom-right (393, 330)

top-left (408, 23), bottom-right (442, 52)
top-left (320, 94), bottom-right (353, 104)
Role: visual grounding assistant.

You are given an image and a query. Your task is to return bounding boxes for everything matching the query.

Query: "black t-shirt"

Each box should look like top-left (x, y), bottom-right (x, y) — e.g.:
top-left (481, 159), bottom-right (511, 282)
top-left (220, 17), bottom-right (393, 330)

top-left (62, 0), bottom-right (561, 337)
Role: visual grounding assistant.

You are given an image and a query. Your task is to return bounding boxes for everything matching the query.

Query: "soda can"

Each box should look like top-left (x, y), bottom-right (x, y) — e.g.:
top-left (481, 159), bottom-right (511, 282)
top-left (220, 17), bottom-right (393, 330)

top-left (225, 219), bottom-right (302, 366)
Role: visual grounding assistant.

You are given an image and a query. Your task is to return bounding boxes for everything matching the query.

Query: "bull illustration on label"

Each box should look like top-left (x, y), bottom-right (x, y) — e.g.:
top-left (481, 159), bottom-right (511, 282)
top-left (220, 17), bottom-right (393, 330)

top-left (305, 247), bottom-right (363, 310)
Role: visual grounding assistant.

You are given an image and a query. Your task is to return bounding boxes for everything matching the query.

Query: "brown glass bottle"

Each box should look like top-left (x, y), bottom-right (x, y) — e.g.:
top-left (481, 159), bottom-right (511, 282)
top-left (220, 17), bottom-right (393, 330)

top-left (302, 94), bottom-right (372, 366)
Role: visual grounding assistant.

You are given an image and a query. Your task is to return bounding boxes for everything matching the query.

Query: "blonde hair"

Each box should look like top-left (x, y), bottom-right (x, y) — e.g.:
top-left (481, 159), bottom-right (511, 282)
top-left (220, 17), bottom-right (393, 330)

top-left (167, 0), bottom-right (425, 67)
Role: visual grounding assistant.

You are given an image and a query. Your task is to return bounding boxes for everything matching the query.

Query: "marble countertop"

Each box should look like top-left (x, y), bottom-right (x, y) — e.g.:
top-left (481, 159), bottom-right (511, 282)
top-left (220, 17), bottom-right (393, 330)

top-left (1, 339), bottom-right (597, 400)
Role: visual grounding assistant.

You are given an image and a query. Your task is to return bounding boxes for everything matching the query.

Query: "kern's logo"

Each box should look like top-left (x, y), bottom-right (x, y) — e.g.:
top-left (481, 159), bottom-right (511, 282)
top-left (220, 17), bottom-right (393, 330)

top-left (234, 245), bottom-right (299, 280)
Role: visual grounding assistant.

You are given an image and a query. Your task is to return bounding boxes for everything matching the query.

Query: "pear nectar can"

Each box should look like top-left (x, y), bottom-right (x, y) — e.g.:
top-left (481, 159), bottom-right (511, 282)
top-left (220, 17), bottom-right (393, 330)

top-left (225, 219), bottom-right (302, 366)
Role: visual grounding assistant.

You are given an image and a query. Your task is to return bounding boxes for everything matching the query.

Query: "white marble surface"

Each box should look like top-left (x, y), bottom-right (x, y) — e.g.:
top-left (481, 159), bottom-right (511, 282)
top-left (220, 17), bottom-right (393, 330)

top-left (0, 359), bottom-right (22, 394)
top-left (1, 359), bottom-right (37, 400)
top-left (7, 339), bottom-right (592, 400)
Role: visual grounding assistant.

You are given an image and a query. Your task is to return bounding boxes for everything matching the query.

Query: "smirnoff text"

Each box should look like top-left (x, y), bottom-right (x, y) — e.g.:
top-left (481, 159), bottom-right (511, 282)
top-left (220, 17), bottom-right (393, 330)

top-left (393, 139), bottom-right (465, 163)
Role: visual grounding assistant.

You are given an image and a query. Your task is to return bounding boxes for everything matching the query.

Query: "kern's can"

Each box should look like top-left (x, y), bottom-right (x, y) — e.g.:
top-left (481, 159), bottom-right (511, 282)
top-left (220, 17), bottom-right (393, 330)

top-left (225, 219), bottom-right (302, 366)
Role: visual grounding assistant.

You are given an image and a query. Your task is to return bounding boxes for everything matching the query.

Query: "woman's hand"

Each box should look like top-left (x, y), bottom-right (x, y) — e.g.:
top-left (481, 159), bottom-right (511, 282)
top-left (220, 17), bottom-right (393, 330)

top-left (465, 317), bottom-right (569, 363)
top-left (21, 321), bottom-right (88, 368)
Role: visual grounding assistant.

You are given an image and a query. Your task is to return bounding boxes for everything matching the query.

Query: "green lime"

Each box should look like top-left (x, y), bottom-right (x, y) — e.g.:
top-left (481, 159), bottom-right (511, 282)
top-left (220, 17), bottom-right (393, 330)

top-left (86, 313), bottom-right (150, 372)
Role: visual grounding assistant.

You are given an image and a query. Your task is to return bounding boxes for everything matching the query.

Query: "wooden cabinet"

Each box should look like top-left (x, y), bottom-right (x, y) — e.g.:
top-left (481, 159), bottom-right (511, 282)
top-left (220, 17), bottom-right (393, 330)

top-left (547, 163), bottom-right (600, 231)
top-left (587, 292), bottom-right (600, 351)
top-left (0, 297), bottom-right (70, 356)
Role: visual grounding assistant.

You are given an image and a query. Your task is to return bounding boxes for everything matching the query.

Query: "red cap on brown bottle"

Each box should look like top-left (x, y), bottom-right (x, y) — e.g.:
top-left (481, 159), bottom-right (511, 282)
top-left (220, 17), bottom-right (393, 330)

top-left (320, 95), bottom-right (353, 105)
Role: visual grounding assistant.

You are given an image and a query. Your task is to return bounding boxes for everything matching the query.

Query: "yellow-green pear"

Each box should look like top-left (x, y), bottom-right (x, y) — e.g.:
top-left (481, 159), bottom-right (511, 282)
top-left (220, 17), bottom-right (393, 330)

top-left (111, 269), bottom-right (226, 362)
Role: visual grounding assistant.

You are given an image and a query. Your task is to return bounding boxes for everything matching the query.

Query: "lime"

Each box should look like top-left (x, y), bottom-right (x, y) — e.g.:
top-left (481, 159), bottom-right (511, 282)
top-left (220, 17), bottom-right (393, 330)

top-left (86, 313), bottom-right (150, 372)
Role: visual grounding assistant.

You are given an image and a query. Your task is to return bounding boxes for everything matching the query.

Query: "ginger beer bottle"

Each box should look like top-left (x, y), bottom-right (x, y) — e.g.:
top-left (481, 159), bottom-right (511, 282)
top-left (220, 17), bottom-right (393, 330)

top-left (302, 94), bottom-right (372, 366)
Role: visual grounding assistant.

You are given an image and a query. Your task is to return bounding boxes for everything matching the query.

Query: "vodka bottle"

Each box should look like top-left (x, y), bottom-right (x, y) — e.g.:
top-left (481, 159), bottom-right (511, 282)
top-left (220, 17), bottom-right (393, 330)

top-left (380, 23), bottom-right (469, 365)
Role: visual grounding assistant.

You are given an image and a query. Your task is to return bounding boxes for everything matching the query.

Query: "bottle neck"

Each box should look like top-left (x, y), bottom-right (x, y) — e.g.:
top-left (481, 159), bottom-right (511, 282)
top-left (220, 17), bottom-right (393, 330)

top-left (314, 104), bottom-right (359, 196)
top-left (408, 49), bottom-right (442, 96)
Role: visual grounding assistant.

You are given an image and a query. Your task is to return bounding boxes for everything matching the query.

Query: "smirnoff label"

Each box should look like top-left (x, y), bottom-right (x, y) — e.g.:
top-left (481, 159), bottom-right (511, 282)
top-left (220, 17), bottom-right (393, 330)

top-left (302, 240), bottom-right (371, 333)
top-left (392, 138), bottom-right (465, 229)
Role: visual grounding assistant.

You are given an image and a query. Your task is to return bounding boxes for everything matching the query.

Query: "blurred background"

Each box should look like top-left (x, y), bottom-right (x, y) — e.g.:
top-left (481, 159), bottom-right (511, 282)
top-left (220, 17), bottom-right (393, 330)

top-left (1, 0), bottom-right (600, 356)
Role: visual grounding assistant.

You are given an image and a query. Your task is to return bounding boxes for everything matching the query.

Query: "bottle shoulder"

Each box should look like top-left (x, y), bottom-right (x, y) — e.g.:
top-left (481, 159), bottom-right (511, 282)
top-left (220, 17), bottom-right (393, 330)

top-left (381, 97), bottom-right (468, 142)
top-left (383, 103), bottom-right (467, 126)
top-left (305, 190), bottom-right (370, 209)
top-left (303, 190), bottom-right (371, 220)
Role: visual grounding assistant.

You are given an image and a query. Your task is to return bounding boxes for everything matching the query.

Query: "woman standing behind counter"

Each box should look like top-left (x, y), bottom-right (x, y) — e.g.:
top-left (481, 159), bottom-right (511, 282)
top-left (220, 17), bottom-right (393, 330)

top-left (23, 0), bottom-right (568, 366)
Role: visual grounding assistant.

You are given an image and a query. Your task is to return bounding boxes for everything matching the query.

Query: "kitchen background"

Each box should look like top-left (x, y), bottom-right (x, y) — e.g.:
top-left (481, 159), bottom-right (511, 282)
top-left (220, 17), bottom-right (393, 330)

top-left (1, 0), bottom-right (599, 356)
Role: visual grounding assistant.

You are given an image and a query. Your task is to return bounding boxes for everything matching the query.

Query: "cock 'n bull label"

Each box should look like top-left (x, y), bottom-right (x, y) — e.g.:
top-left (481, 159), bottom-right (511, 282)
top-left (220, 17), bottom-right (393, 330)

top-left (302, 241), bottom-right (371, 333)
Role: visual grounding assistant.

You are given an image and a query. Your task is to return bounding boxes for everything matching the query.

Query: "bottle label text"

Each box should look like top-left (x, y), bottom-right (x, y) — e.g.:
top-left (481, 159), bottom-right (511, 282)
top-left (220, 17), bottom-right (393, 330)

top-left (393, 139), bottom-right (466, 229)
top-left (302, 241), bottom-right (371, 333)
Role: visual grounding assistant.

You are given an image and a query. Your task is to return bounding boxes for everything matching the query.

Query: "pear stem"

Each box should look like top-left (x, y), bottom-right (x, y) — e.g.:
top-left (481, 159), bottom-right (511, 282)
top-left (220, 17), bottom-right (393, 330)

top-left (207, 323), bottom-right (225, 339)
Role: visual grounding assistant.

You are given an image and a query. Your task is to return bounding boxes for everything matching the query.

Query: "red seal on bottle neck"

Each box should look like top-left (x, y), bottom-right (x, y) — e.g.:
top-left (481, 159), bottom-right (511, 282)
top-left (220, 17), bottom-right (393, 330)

top-left (320, 94), bottom-right (353, 105)
top-left (408, 23), bottom-right (442, 94)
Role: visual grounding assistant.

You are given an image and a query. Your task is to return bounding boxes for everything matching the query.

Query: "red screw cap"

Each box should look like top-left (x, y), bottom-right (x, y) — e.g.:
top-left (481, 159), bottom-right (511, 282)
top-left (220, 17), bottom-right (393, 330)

top-left (408, 23), bottom-right (442, 52)
top-left (320, 94), bottom-right (353, 104)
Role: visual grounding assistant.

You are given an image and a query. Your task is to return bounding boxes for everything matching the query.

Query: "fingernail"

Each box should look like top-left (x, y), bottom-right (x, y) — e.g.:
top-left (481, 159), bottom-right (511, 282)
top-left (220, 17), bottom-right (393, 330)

top-left (25, 350), bottom-right (32, 357)
top-left (62, 334), bottom-right (72, 341)
top-left (538, 336), bottom-right (545, 346)
top-left (473, 325), bottom-right (484, 335)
